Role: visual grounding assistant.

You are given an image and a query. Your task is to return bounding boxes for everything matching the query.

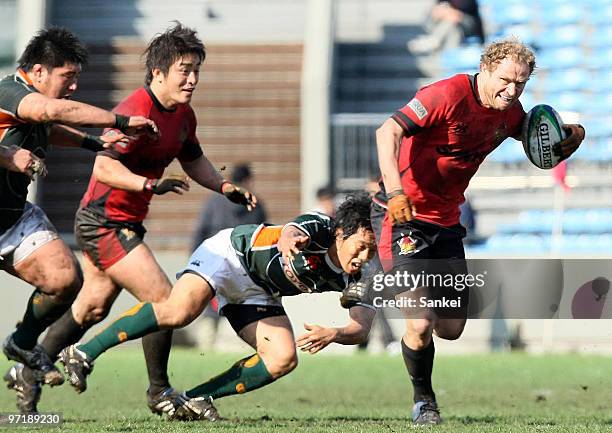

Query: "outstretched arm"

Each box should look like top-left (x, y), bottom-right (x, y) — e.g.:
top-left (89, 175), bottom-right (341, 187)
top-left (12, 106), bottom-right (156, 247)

top-left (93, 155), bottom-right (190, 195)
top-left (48, 124), bottom-right (130, 151)
top-left (376, 118), bottom-right (414, 224)
top-left (295, 305), bottom-right (376, 354)
top-left (17, 92), bottom-right (158, 135)
top-left (181, 155), bottom-right (257, 210)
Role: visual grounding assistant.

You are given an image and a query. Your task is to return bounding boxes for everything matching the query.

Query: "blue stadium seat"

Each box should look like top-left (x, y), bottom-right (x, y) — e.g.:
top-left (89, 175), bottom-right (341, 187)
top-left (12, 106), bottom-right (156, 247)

top-left (534, 26), bottom-right (583, 49)
top-left (575, 141), bottom-right (610, 162)
top-left (440, 46), bottom-right (482, 73)
top-left (542, 92), bottom-right (583, 112)
top-left (587, 48), bottom-right (612, 69)
top-left (586, 25), bottom-right (612, 48)
top-left (583, 118), bottom-right (612, 139)
top-left (538, 47), bottom-right (582, 69)
top-left (518, 92), bottom-right (535, 109)
top-left (490, 3), bottom-right (531, 26)
top-left (587, 4), bottom-right (612, 25)
top-left (496, 25), bottom-right (536, 45)
top-left (588, 71), bottom-right (612, 93)
top-left (540, 4), bottom-right (583, 25)
top-left (539, 69), bottom-right (589, 93)
top-left (488, 138), bottom-right (525, 163)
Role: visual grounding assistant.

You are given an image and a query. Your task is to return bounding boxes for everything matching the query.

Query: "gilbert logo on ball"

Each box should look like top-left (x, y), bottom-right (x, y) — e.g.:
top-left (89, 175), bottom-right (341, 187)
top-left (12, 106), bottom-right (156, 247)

top-left (522, 104), bottom-right (567, 169)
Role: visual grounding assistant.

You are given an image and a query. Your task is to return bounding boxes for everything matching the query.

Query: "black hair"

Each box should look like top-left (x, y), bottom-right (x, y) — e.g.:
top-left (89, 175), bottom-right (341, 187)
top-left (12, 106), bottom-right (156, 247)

top-left (332, 192), bottom-right (373, 239)
top-left (231, 163), bottom-right (252, 183)
top-left (316, 186), bottom-right (335, 200)
top-left (143, 21), bottom-right (206, 85)
top-left (18, 27), bottom-right (88, 71)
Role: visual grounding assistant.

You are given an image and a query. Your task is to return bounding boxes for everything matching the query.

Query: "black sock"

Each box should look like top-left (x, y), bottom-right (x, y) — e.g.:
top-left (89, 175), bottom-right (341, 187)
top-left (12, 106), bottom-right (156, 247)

top-left (12, 290), bottom-right (71, 350)
top-left (40, 309), bottom-right (88, 359)
top-left (142, 330), bottom-right (173, 395)
top-left (401, 339), bottom-right (436, 403)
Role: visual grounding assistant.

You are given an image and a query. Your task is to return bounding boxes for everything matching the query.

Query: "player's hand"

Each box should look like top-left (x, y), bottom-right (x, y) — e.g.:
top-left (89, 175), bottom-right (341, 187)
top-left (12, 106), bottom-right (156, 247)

top-left (100, 132), bottom-right (129, 149)
top-left (221, 182), bottom-right (257, 210)
top-left (387, 192), bottom-right (414, 225)
top-left (277, 228), bottom-right (309, 263)
top-left (115, 114), bottom-right (160, 139)
top-left (3, 146), bottom-right (46, 179)
top-left (144, 174), bottom-right (190, 195)
top-left (340, 281), bottom-right (367, 309)
top-left (296, 323), bottom-right (338, 354)
top-left (553, 124), bottom-right (585, 161)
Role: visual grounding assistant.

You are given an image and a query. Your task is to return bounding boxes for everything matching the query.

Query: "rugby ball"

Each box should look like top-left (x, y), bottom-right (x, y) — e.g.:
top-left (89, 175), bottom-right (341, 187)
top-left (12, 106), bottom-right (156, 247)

top-left (522, 104), bottom-right (567, 169)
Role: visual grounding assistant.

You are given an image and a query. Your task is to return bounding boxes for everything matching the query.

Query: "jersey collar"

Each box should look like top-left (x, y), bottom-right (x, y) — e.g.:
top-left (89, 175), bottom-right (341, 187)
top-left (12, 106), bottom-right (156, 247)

top-left (16, 69), bottom-right (35, 87)
top-left (324, 253), bottom-right (343, 274)
top-left (144, 85), bottom-right (177, 113)
top-left (468, 74), bottom-right (484, 107)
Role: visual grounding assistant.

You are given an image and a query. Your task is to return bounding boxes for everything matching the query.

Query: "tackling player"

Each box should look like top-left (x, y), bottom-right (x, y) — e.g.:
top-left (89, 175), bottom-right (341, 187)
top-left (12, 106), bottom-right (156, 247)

top-left (373, 39), bottom-right (585, 424)
top-left (59, 194), bottom-right (377, 421)
top-left (0, 27), bottom-right (156, 413)
top-left (5, 23), bottom-right (255, 415)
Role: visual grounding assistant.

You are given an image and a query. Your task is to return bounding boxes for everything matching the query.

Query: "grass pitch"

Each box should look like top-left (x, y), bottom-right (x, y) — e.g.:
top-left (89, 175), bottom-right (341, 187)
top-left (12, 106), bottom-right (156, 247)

top-left (1, 348), bottom-right (612, 432)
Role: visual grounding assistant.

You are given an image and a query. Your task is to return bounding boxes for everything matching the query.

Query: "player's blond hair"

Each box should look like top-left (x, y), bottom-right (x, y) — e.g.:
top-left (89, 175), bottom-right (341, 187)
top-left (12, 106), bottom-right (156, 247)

top-left (480, 38), bottom-right (536, 75)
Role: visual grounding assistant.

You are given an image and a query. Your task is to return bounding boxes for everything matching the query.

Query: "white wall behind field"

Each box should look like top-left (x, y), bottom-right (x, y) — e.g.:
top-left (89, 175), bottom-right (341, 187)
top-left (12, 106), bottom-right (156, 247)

top-left (51, 0), bottom-right (309, 43)
top-left (1, 252), bottom-right (612, 355)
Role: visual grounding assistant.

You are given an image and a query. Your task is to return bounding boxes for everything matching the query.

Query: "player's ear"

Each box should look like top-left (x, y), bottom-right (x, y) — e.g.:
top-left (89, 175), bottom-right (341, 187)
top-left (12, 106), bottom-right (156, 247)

top-left (335, 228), bottom-right (346, 245)
top-left (30, 64), bottom-right (44, 80)
top-left (151, 68), bottom-right (164, 83)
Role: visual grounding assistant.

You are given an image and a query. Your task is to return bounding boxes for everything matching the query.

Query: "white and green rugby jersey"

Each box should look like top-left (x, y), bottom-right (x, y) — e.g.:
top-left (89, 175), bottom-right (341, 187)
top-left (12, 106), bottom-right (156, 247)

top-left (230, 212), bottom-right (361, 297)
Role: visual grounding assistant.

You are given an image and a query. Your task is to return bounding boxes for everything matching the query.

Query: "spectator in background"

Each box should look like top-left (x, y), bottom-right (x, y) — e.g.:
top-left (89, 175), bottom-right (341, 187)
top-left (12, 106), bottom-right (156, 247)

top-left (192, 163), bottom-right (267, 251)
top-left (313, 186), bottom-right (336, 217)
top-left (407, 0), bottom-right (485, 55)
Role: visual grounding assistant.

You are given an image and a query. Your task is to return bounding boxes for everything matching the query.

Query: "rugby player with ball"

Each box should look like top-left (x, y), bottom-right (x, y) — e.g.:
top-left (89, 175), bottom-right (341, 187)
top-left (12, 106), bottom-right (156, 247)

top-left (372, 38), bottom-right (585, 424)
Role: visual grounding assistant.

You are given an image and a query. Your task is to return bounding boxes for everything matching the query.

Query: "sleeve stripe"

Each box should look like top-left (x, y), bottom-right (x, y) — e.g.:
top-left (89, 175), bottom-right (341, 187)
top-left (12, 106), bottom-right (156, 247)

top-left (251, 226), bottom-right (283, 248)
top-left (391, 111), bottom-right (422, 136)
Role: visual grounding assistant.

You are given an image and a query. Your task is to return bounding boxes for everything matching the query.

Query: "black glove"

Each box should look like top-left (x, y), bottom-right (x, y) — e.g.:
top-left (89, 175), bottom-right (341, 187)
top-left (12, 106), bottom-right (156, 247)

top-left (340, 281), bottom-right (368, 309)
top-left (221, 182), bottom-right (256, 208)
top-left (143, 176), bottom-right (189, 195)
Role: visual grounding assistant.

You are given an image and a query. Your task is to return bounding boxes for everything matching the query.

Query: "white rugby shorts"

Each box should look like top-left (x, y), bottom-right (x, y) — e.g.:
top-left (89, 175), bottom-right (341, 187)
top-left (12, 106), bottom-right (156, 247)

top-left (0, 202), bottom-right (60, 266)
top-left (178, 228), bottom-right (282, 312)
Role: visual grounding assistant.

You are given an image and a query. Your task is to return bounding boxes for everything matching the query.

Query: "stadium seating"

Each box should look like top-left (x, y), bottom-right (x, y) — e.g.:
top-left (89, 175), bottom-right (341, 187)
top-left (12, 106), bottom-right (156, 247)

top-left (469, 208), bottom-right (612, 254)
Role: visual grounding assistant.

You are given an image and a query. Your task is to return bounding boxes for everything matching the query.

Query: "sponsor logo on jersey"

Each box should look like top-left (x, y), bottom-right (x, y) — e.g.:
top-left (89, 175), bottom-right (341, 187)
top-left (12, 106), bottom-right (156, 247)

top-left (304, 255), bottom-right (322, 270)
top-left (190, 260), bottom-right (201, 267)
top-left (397, 234), bottom-right (417, 255)
top-left (407, 98), bottom-right (428, 120)
top-left (283, 262), bottom-right (312, 293)
top-left (120, 228), bottom-right (136, 241)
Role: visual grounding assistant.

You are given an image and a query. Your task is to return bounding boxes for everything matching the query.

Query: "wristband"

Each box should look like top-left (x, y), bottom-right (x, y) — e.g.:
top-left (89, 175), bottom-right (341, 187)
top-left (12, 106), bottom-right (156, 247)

top-left (143, 178), bottom-right (157, 192)
top-left (114, 114), bottom-right (130, 131)
top-left (81, 135), bottom-right (105, 152)
top-left (386, 189), bottom-right (405, 199)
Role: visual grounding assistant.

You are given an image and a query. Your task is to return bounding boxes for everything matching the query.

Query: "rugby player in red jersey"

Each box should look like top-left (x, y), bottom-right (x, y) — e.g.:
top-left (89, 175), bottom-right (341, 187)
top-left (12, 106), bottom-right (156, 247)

top-left (373, 39), bottom-right (585, 424)
top-left (6, 22), bottom-right (255, 417)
